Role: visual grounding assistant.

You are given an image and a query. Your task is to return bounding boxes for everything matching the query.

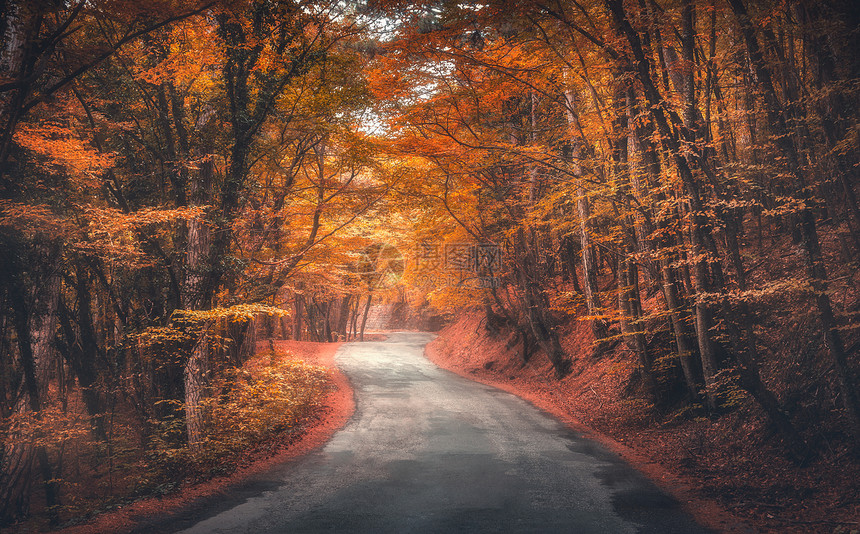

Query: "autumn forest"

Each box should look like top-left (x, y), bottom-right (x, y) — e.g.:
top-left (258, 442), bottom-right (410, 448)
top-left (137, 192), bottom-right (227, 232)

top-left (1, 0), bottom-right (859, 531)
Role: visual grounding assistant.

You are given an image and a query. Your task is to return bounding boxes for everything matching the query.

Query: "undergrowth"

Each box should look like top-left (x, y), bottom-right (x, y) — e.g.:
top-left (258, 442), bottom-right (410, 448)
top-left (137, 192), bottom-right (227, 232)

top-left (141, 352), bottom-right (333, 492)
top-left (4, 351), bottom-right (334, 532)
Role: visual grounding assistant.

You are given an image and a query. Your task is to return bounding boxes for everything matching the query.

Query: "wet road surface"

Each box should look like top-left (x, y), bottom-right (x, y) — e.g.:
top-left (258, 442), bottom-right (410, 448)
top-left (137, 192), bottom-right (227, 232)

top-left (168, 332), bottom-right (711, 534)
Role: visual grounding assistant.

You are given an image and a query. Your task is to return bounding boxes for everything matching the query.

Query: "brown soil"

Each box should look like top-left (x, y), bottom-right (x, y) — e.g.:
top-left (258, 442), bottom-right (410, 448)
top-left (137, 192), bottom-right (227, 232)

top-left (57, 340), bottom-right (353, 534)
top-left (425, 310), bottom-right (860, 534)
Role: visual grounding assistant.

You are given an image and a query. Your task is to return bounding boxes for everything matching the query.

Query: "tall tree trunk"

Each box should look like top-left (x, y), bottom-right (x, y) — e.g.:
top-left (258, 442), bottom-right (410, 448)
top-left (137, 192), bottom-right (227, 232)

top-left (560, 236), bottom-right (583, 294)
top-left (359, 293), bottom-right (373, 341)
top-left (513, 228), bottom-right (570, 377)
top-left (349, 296), bottom-right (360, 341)
top-left (181, 157), bottom-right (213, 449)
top-left (564, 90), bottom-right (610, 348)
top-left (0, 0), bottom-right (31, 189)
top-left (235, 317), bottom-right (257, 365)
top-left (55, 268), bottom-right (107, 440)
top-left (293, 284), bottom-right (304, 341)
top-left (690, 220), bottom-right (720, 411)
top-left (576, 188), bottom-right (607, 337)
top-left (1, 268), bottom-right (61, 523)
top-left (337, 295), bottom-right (351, 341)
top-left (183, 323), bottom-right (210, 448)
top-left (618, 248), bottom-right (656, 396)
top-left (323, 300), bottom-right (333, 343)
top-left (306, 300), bottom-right (320, 342)
top-left (614, 86), bottom-right (656, 396)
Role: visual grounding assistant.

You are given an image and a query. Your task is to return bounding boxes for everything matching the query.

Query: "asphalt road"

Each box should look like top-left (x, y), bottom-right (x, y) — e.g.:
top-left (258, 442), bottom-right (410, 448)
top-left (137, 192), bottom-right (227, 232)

top-left (169, 332), bottom-right (712, 534)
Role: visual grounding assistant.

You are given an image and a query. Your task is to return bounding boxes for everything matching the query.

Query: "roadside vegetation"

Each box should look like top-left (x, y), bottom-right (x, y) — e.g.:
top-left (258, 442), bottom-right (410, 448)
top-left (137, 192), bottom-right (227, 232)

top-left (1, 346), bottom-right (333, 532)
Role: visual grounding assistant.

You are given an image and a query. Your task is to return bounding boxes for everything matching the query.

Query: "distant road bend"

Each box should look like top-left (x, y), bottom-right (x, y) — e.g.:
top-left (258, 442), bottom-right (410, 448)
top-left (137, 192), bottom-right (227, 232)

top-left (167, 332), bottom-right (711, 534)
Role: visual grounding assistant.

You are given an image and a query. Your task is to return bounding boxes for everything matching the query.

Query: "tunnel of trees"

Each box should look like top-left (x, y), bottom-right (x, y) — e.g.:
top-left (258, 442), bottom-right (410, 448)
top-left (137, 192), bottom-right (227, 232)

top-left (0, 0), bottom-right (858, 527)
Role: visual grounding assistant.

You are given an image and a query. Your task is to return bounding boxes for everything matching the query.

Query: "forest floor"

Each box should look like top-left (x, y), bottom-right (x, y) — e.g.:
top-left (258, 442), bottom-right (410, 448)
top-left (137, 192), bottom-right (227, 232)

top-left (425, 311), bottom-right (860, 534)
top-left (55, 340), bottom-right (354, 534)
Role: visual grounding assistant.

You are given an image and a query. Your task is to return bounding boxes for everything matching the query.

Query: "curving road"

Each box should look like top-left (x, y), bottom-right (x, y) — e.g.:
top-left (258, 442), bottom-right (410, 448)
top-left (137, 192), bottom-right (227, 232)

top-left (165, 332), bottom-right (711, 534)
